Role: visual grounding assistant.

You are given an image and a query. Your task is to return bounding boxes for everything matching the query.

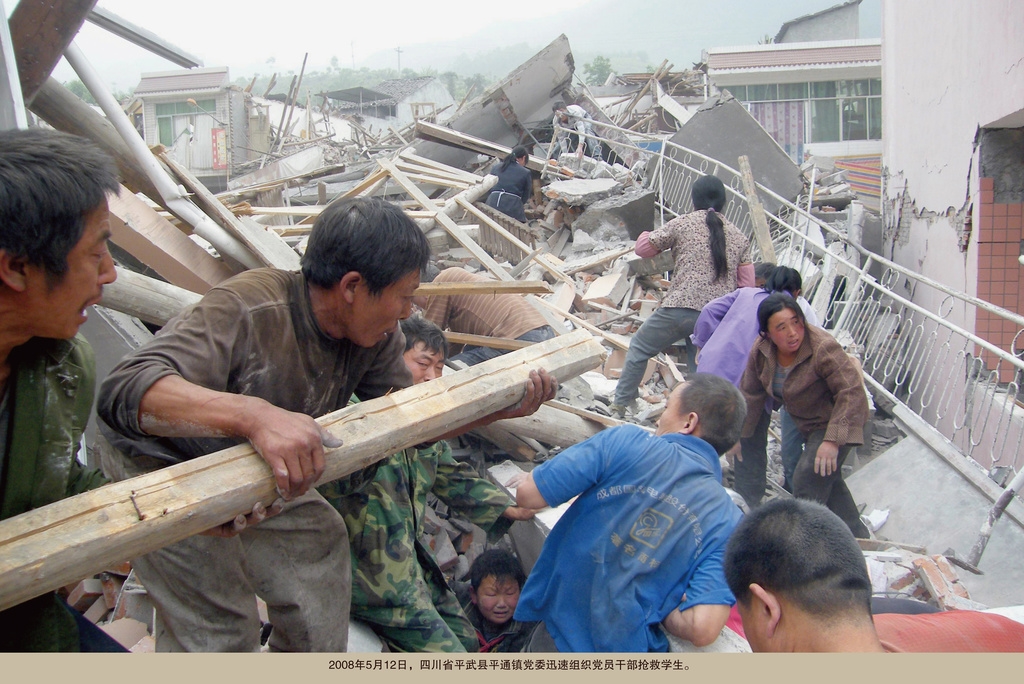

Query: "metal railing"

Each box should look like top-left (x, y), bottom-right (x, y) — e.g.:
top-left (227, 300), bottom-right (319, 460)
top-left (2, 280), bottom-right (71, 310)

top-left (574, 119), bottom-right (1024, 484)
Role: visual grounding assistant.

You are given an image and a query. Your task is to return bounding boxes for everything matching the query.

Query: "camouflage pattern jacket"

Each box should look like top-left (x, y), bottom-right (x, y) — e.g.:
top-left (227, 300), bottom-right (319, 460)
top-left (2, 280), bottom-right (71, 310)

top-left (320, 440), bottom-right (514, 648)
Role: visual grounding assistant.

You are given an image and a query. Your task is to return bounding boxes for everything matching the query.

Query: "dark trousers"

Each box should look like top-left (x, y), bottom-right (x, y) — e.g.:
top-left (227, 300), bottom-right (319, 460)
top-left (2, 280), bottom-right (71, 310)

top-left (794, 430), bottom-right (870, 538)
top-left (736, 408), bottom-right (771, 509)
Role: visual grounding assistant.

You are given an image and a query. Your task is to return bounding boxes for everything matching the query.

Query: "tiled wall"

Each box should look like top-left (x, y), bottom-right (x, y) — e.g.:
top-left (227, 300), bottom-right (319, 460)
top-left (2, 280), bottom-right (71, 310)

top-left (975, 177), bottom-right (1024, 383)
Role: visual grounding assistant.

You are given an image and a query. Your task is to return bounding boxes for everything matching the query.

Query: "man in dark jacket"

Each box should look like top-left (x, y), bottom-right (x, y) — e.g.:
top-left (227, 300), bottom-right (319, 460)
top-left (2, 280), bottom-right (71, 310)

top-left (0, 128), bottom-right (121, 651)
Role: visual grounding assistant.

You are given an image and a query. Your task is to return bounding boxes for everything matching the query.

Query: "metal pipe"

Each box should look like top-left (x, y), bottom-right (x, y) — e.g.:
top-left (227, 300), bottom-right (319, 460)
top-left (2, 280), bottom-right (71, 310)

top-left (64, 41), bottom-right (261, 270)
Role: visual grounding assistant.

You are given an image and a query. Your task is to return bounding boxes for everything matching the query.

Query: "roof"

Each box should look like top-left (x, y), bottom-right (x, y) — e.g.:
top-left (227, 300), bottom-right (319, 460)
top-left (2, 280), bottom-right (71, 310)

top-left (135, 66), bottom-right (229, 96)
top-left (775, 0), bottom-right (862, 43)
top-left (372, 76), bottom-right (435, 101)
top-left (324, 77), bottom-right (437, 111)
top-left (706, 39), bottom-right (880, 73)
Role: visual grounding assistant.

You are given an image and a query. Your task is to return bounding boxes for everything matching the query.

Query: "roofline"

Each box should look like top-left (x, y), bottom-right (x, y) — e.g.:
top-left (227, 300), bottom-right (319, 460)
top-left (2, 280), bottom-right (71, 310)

top-left (134, 87), bottom-right (226, 97)
top-left (138, 66), bottom-right (228, 79)
top-left (706, 37), bottom-right (880, 55)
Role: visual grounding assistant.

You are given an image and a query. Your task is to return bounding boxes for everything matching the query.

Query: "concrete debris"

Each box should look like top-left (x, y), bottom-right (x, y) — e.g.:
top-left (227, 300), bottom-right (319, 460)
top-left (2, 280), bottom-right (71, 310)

top-left (543, 178), bottom-right (623, 206)
top-left (572, 187), bottom-right (656, 241)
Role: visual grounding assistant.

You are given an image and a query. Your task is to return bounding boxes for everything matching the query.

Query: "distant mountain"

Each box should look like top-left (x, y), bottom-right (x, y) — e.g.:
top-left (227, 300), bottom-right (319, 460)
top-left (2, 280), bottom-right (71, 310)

top-left (358, 0), bottom-right (880, 79)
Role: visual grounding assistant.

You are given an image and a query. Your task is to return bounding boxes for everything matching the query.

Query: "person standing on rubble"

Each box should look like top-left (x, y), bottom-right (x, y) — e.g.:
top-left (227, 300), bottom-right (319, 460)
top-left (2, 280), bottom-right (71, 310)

top-left (550, 102), bottom-right (603, 162)
top-left (738, 293), bottom-right (870, 538)
top-left (96, 197), bottom-right (556, 652)
top-left (0, 128), bottom-right (125, 651)
top-left (609, 174), bottom-right (753, 419)
top-left (486, 145), bottom-right (533, 223)
top-left (319, 314), bottom-right (537, 652)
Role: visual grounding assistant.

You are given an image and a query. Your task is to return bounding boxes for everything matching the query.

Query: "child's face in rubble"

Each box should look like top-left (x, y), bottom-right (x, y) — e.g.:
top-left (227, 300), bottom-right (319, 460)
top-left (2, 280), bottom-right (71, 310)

top-left (403, 341), bottom-right (445, 384)
top-left (471, 575), bottom-right (521, 628)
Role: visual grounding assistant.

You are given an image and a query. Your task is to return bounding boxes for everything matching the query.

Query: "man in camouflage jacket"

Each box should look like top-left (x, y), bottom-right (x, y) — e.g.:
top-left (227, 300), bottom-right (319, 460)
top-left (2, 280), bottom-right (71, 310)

top-left (320, 315), bottom-right (535, 651)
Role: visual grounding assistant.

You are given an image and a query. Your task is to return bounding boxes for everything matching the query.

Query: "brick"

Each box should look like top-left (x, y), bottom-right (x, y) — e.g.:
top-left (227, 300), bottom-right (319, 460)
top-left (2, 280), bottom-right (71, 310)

top-left (67, 579), bottom-right (104, 612)
top-left (582, 271), bottom-right (629, 308)
top-left (101, 618), bottom-right (149, 650)
top-left (432, 529), bottom-right (459, 571)
top-left (104, 560), bottom-right (132, 576)
top-left (82, 596), bottom-right (110, 624)
top-left (100, 573), bottom-right (124, 610)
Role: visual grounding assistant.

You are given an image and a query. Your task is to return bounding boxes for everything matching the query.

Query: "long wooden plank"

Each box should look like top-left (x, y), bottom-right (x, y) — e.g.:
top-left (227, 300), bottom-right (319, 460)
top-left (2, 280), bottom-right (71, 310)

top-left (100, 268), bottom-right (201, 327)
top-left (738, 155), bottom-right (777, 263)
top-left (398, 150), bottom-right (483, 184)
top-left (455, 198), bottom-right (574, 288)
top-left (445, 332), bottom-right (529, 351)
top-left (10, 0), bottom-right (96, 104)
top-left (0, 329), bottom-right (604, 612)
top-left (415, 120), bottom-right (548, 173)
top-left (158, 150), bottom-right (300, 270)
top-left (107, 186), bottom-right (235, 294)
top-left (415, 280), bottom-right (549, 297)
top-left (378, 159), bottom-right (513, 281)
top-left (532, 296), bottom-right (630, 351)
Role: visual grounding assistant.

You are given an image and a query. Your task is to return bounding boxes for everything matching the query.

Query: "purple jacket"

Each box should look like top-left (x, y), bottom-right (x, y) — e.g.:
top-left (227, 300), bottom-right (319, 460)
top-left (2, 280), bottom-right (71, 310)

top-left (691, 287), bottom-right (769, 387)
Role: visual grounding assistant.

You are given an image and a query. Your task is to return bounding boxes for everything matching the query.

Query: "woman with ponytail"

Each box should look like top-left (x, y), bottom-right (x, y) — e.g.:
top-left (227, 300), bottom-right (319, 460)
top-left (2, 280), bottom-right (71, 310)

top-left (610, 174), bottom-right (752, 418)
top-left (485, 145), bottom-right (532, 223)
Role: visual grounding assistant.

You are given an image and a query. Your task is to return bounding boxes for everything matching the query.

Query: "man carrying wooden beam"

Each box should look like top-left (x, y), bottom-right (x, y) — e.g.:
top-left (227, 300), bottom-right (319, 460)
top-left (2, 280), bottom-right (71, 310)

top-left (416, 267), bottom-right (556, 366)
top-left (0, 128), bottom-right (124, 651)
top-left (96, 197), bottom-right (557, 652)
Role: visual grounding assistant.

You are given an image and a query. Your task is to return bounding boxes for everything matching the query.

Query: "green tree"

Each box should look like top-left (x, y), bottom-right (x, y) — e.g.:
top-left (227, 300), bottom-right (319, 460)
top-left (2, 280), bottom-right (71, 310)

top-left (583, 56), bottom-right (613, 86)
top-left (64, 79), bottom-right (96, 105)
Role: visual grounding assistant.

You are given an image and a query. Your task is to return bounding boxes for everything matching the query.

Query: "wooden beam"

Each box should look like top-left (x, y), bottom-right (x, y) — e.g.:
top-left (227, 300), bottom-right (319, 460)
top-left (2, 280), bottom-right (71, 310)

top-left (100, 268), bottom-right (201, 327)
top-left (738, 155), bottom-right (777, 263)
top-left (415, 120), bottom-right (549, 173)
top-left (563, 246), bottom-right (635, 276)
top-left (531, 295), bottom-right (630, 351)
top-left (377, 159), bottom-right (513, 281)
top-left (445, 332), bottom-right (529, 352)
top-left (157, 150), bottom-right (300, 270)
top-left (455, 198), bottom-right (574, 288)
top-left (0, 330), bottom-right (605, 612)
top-left (107, 186), bottom-right (235, 294)
top-left (9, 0), bottom-right (96, 104)
top-left (414, 280), bottom-right (549, 297)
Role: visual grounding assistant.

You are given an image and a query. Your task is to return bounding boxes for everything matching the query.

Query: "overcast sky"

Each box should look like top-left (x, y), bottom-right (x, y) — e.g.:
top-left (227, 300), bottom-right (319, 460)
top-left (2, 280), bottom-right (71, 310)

top-left (42, 0), bottom-right (591, 90)
top-left (8, 0), bottom-right (879, 93)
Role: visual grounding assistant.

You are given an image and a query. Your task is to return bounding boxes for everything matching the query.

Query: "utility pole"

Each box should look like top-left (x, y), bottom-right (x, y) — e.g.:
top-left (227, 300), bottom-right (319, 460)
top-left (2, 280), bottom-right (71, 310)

top-left (395, 46), bottom-right (403, 74)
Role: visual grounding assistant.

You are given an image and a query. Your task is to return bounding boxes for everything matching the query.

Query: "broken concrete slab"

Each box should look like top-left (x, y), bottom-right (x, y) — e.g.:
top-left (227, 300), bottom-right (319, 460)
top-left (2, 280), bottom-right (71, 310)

top-left (573, 187), bottom-right (656, 241)
top-left (663, 93), bottom-right (803, 215)
top-left (543, 178), bottom-right (622, 206)
top-left (847, 432), bottom-right (1024, 607)
top-left (413, 35), bottom-right (574, 170)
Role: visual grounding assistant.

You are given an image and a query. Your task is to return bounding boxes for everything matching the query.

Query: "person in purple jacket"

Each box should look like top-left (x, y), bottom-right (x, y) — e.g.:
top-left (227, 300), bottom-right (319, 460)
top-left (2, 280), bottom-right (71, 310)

top-left (690, 266), bottom-right (818, 502)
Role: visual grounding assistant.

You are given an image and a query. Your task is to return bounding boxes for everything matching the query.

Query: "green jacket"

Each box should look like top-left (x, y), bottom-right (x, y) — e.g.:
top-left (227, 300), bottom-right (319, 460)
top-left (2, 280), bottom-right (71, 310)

top-left (0, 335), bottom-right (107, 651)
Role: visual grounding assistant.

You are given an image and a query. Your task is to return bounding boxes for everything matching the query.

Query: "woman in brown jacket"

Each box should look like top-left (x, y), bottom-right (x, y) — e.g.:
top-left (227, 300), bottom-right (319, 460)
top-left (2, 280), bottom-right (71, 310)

top-left (738, 293), bottom-right (870, 538)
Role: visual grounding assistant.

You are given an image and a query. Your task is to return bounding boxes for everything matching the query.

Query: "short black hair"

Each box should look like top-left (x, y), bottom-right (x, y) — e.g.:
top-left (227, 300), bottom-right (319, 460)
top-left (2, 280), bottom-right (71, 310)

top-left (400, 314), bottom-right (448, 358)
top-left (0, 128), bottom-right (119, 281)
top-left (757, 292), bottom-right (805, 339)
top-left (724, 498), bottom-right (872, 620)
top-left (551, 101), bottom-right (566, 112)
top-left (765, 266), bottom-right (803, 296)
top-left (470, 549), bottom-right (527, 591)
top-left (676, 373), bottom-right (747, 455)
top-left (301, 197), bottom-right (430, 295)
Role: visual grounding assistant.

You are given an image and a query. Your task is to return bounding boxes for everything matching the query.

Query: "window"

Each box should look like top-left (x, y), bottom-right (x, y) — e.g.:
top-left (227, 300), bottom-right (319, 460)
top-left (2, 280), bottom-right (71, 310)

top-left (155, 99), bottom-right (217, 147)
top-left (729, 79), bottom-right (882, 143)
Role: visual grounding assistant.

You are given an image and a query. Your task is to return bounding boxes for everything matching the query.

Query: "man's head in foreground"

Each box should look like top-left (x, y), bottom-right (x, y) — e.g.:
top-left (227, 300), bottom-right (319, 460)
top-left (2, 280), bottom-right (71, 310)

top-left (470, 549), bottom-right (527, 630)
top-left (0, 128), bottom-right (119, 341)
top-left (724, 498), bottom-right (883, 652)
top-left (300, 197), bottom-right (430, 347)
top-left (655, 373), bottom-right (746, 455)
top-left (400, 314), bottom-right (447, 384)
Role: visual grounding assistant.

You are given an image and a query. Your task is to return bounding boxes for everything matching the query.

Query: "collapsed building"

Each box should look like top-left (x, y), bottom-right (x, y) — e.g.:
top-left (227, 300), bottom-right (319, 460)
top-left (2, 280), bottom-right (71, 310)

top-left (1, 0), bottom-right (1022, 655)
